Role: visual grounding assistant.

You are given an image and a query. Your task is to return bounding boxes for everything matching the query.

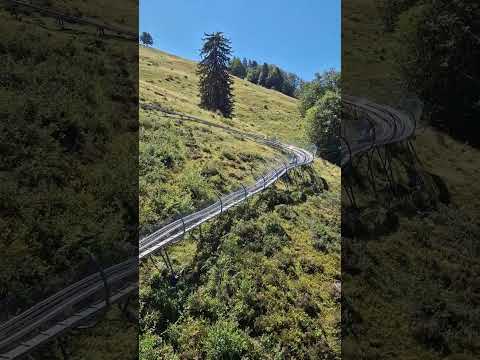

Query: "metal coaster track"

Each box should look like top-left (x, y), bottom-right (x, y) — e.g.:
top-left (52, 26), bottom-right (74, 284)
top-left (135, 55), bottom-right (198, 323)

top-left (2, 0), bottom-right (138, 40)
top-left (0, 109), bottom-right (315, 359)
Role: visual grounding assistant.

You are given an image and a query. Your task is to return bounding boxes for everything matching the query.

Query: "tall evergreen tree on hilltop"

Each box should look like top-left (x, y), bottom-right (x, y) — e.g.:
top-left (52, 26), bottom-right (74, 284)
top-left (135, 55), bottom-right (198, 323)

top-left (197, 32), bottom-right (234, 117)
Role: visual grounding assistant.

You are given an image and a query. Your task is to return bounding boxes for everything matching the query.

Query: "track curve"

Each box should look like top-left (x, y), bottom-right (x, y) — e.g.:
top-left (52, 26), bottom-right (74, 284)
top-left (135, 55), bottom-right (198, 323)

top-left (0, 109), bottom-right (315, 359)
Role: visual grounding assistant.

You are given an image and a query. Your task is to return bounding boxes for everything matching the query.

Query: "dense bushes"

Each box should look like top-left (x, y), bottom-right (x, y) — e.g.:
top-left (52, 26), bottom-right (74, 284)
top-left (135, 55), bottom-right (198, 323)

top-left (305, 91), bottom-right (341, 164)
top-left (0, 14), bottom-right (138, 311)
top-left (393, 0), bottom-right (480, 145)
top-left (298, 70), bottom-right (341, 164)
top-left (140, 180), bottom-right (339, 359)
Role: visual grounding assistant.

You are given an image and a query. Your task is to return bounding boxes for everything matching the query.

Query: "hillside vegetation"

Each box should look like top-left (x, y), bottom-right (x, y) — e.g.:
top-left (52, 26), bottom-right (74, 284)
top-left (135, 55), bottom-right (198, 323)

top-left (343, 0), bottom-right (480, 358)
top-left (139, 46), bottom-right (313, 232)
top-left (0, 4), bottom-right (138, 359)
top-left (139, 47), bottom-right (341, 358)
top-left (140, 47), bottom-right (306, 144)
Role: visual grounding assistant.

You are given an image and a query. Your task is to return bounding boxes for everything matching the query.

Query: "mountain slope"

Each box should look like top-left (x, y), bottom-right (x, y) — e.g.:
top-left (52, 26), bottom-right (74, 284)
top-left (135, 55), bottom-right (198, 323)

top-left (139, 47), bottom-right (341, 358)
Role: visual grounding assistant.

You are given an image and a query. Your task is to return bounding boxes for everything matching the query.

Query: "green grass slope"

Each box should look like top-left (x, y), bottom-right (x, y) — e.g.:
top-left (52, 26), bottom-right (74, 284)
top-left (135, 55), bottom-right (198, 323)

top-left (139, 47), bottom-right (341, 358)
top-left (139, 47), bottom-right (316, 231)
top-left (140, 47), bottom-right (305, 143)
top-left (0, 4), bottom-right (138, 360)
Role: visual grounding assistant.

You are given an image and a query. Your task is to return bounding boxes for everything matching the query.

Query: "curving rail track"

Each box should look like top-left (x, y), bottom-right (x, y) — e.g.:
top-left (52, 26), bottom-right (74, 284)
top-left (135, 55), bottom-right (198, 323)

top-left (0, 96), bottom-right (420, 358)
top-left (0, 91), bottom-right (420, 358)
top-left (340, 95), bottom-right (419, 167)
top-left (1, 0), bottom-right (137, 40)
top-left (0, 110), bottom-right (315, 359)
top-left (0, 3), bottom-right (420, 351)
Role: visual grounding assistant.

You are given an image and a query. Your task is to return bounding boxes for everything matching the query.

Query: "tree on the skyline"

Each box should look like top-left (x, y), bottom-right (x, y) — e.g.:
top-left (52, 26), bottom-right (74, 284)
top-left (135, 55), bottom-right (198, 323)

top-left (298, 69), bottom-right (340, 116)
top-left (266, 66), bottom-right (284, 91)
top-left (197, 32), bottom-right (235, 117)
top-left (229, 57), bottom-right (247, 78)
top-left (246, 66), bottom-right (260, 84)
top-left (258, 63), bottom-right (269, 87)
top-left (140, 32), bottom-right (154, 46)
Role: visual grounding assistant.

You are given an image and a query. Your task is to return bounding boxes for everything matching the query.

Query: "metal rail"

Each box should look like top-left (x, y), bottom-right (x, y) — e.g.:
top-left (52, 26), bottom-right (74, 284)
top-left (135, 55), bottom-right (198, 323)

top-left (0, 110), bottom-right (314, 359)
top-left (0, 95), bottom-right (419, 357)
top-left (2, 0), bottom-right (138, 40)
top-left (340, 95), bottom-right (418, 167)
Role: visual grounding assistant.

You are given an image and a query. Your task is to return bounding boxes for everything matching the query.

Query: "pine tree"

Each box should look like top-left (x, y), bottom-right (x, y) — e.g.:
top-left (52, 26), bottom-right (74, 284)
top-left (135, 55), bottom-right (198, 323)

top-left (229, 57), bottom-right (246, 78)
top-left (258, 62), bottom-right (269, 87)
top-left (246, 66), bottom-right (260, 84)
top-left (140, 32), bottom-right (153, 47)
top-left (267, 66), bottom-right (284, 91)
top-left (197, 32), bottom-right (235, 117)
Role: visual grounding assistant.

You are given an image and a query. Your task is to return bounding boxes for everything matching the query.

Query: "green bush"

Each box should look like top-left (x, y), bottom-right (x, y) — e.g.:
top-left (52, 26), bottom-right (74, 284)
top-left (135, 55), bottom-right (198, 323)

top-left (202, 320), bottom-right (250, 360)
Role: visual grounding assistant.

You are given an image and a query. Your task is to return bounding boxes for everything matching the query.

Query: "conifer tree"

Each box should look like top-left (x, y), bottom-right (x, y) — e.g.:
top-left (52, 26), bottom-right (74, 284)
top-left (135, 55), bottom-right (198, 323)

top-left (197, 32), bottom-right (234, 117)
top-left (229, 57), bottom-right (246, 78)
top-left (267, 66), bottom-right (284, 91)
top-left (140, 32), bottom-right (154, 46)
top-left (258, 62), bottom-right (269, 87)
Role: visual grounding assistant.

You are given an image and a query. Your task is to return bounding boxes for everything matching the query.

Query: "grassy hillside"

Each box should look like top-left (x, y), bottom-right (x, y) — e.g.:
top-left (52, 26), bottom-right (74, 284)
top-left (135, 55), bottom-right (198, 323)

top-left (343, 1), bottom-right (480, 358)
top-left (139, 47), bottom-right (341, 358)
top-left (139, 47), bottom-right (314, 232)
top-left (0, 5), bottom-right (138, 359)
top-left (140, 47), bottom-right (306, 143)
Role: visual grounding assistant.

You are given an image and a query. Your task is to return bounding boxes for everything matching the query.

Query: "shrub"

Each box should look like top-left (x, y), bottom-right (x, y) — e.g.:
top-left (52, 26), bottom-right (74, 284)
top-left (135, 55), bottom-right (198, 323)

top-left (202, 320), bottom-right (250, 360)
top-left (312, 222), bottom-right (339, 253)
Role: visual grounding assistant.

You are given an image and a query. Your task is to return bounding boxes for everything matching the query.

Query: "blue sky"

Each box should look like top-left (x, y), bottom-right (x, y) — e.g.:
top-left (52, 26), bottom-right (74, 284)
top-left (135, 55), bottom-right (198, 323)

top-left (140, 0), bottom-right (340, 81)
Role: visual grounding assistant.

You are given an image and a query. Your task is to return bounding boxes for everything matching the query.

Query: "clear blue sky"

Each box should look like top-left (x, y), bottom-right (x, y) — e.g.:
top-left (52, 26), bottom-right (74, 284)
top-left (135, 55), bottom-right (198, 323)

top-left (140, 0), bottom-right (340, 81)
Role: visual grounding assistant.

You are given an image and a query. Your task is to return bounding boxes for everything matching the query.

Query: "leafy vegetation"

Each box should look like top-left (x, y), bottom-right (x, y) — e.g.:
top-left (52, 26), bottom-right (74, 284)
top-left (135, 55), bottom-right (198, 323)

top-left (139, 45), bottom-right (341, 358)
top-left (140, 31), bottom-right (154, 46)
top-left (343, 0), bottom-right (480, 358)
top-left (393, 0), bottom-right (480, 146)
top-left (0, 3), bottom-right (138, 359)
top-left (299, 70), bottom-right (341, 164)
top-left (140, 169), bottom-right (340, 359)
top-left (229, 57), bottom-right (301, 97)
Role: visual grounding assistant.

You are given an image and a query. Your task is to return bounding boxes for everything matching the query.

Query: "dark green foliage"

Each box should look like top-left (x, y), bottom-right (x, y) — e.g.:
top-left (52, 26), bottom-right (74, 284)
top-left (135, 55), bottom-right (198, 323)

top-left (202, 320), bottom-right (250, 359)
top-left (375, 0), bottom-right (421, 32)
top-left (245, 66), bottom-right (260, 84)
top-left (229, 57), bottom-right (247, 78)
top-left (394, 0), bottom-right (480, 146)
top-left (311, 223), bottom-right (340, 253)
top-left (140, 31), bottom-right (154, 46)
top-left (0, 10), bottom-right (138, 316)
top-left (297, 69), bottom-right (341, 163)
top-left (234, 58), bottom-right (300, 97)
top-left (139, 183), bottom-right (338, 359)
top-left (281, 72), bottom-right (300, 97)
top-left (305, 91), bottom-right (341, 164)
top-left (298, 69), bottom-right (341, 116)
top-left (257, 62), bottom-right (269, 87)
top-left (266, 66), bottom-right (284, 92)
top-left (197, 32), bottom-right (235, 117)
